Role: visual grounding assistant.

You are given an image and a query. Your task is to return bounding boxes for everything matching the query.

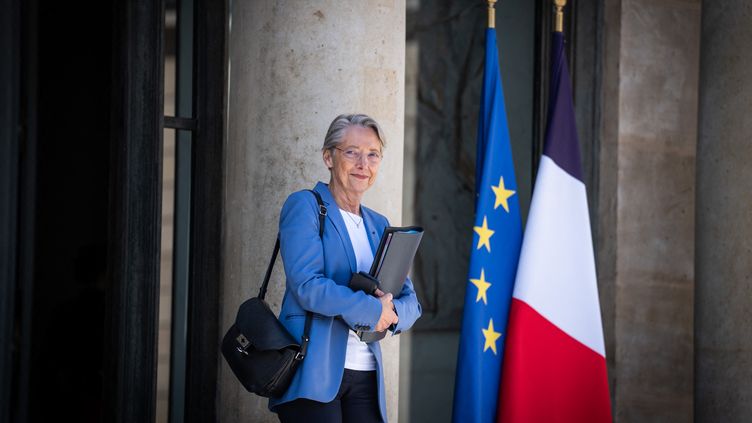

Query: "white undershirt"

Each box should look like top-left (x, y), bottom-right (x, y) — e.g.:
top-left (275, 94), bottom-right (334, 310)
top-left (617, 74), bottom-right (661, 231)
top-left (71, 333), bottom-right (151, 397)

top-left (340, 209), bottom-right (377, 371)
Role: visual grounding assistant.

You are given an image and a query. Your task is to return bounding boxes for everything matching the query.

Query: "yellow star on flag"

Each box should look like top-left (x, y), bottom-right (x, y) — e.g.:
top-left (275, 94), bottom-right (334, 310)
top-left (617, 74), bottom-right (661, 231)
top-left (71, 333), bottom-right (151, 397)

top-left (482, 319), bottom-right (502, 355)
top-left (469, 269), bottom-right (491, 305)
top-left (491, 175), bottom-right (516, 212)
top-left (473, 216), bottom-right (494, 252)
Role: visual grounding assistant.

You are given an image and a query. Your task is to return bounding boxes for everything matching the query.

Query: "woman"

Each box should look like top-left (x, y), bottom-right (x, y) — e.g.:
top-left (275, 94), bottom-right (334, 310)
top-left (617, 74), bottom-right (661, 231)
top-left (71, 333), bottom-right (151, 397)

top-left (270, 114), bottom-right (422, 423)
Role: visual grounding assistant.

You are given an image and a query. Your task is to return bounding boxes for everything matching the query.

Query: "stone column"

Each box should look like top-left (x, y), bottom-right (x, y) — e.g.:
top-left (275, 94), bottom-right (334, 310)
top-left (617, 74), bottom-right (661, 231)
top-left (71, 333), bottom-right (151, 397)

top-left (220, 2), bottom-right (405, 422)
top-left (603, 0), bottom-right (701, 420)
top-left (695, 2), bottom-right (752, 421)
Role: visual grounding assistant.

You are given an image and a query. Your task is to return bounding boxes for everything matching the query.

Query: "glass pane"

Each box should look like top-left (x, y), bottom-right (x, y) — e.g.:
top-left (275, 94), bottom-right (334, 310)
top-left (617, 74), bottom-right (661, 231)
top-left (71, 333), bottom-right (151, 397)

top-left (157, 3), bottom-right (177, 423)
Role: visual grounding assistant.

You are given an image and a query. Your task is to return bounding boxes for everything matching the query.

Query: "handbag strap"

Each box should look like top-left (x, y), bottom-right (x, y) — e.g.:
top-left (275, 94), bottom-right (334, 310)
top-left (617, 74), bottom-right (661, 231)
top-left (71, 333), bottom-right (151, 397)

top-left (257, 189), bottom-right (326, 361)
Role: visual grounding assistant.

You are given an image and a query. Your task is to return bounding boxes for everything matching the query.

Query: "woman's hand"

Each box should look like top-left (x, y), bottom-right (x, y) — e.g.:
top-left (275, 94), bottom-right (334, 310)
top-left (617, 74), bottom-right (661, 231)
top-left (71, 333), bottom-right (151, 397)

top-left (375, 290), bottom-right (399, 331)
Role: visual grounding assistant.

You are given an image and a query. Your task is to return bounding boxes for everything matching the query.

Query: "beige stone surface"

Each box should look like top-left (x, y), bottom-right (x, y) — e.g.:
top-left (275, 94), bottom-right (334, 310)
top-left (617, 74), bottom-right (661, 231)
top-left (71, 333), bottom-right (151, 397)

top-left (610, 0), bottom-right (700, 420)
top-left (598, 0), bottom-right (622, 406)
top-left (221, 1), bottom-right (405, 422)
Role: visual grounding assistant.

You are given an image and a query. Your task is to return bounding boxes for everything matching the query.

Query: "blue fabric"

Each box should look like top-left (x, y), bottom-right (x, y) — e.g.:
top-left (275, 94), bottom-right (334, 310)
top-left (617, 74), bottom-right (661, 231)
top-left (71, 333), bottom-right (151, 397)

top-left (542, 32), bottom-right (583, 182)
top-left (269, 181), bottom-right (422, 423)
top-left (452, 28), bottom-right (523, 423)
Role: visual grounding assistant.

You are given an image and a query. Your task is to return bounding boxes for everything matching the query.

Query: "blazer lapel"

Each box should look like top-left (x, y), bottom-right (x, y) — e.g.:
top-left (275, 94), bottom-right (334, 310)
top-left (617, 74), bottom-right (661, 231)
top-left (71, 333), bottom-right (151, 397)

top-left (361, 207), bottom-right (381, 255)
top-left (314, 182), bottom-right (357, 274)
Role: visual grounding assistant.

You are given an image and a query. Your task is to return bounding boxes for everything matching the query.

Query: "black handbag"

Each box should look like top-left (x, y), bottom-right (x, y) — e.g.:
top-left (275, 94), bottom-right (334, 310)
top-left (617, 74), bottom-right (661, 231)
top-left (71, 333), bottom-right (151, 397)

top-left (221, 190), bottom-right (326, 397)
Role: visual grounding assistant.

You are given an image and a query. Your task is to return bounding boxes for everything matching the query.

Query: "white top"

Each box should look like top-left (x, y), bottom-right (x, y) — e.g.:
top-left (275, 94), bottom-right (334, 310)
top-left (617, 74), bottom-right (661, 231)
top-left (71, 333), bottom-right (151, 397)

top-left (340, 209), bottom-right (377, 371)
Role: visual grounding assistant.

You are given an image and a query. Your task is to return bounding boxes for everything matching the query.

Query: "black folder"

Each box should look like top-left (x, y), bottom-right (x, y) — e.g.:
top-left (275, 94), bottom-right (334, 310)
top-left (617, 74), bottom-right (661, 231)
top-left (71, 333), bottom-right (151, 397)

top-left (353, 226), bottom-right (424, 342)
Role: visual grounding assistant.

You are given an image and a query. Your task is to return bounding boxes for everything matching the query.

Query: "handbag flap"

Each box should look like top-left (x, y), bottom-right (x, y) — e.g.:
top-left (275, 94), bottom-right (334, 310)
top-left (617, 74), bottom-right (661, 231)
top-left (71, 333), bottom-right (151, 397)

top-left (234, 297), bottom-right (300, 351)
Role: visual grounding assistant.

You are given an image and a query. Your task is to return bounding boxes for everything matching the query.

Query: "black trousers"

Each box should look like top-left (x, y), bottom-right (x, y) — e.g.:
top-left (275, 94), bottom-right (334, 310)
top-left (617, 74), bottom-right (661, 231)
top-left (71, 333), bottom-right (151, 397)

top-left (276, 369), bottom-right (382, 423)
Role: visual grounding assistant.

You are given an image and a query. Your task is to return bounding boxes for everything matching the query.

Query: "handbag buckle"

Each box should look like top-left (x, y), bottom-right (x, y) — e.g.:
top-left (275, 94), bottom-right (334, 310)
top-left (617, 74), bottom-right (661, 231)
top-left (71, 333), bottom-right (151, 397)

top-left (318, 204), bottom-right (327, 217)
top-left (236, 333), bottom-right (251, 351)
top-left (294, 351), bottom-right (305, 361)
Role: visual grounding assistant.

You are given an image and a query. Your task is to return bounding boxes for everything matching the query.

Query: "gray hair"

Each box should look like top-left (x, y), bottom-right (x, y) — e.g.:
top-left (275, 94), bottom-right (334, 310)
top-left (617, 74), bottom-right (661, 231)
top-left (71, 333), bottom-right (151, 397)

top-left (322, 114), bottom-right (387, 151)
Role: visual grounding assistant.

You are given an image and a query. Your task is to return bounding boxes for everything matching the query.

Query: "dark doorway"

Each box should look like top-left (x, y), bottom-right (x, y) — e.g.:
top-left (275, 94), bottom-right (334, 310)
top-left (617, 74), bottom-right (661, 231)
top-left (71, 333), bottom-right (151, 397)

top-left (2, 0), bottom-right (226, 421)
top-left (9, 1), bottom-right (159, 420)
top-left (16, 0), bottom-right (113, 421)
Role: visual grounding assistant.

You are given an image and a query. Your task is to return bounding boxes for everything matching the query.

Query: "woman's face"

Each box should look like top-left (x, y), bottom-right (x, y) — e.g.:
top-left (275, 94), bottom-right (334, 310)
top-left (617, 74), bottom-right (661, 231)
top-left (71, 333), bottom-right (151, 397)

top-left (323, 126), bottom-right (383, 197)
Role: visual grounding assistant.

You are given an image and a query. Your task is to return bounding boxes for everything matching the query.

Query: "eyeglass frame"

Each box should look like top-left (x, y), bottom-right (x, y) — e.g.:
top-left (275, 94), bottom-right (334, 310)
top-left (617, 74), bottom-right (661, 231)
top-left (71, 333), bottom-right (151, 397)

top-left (331, 146), bottom-right (383, 165)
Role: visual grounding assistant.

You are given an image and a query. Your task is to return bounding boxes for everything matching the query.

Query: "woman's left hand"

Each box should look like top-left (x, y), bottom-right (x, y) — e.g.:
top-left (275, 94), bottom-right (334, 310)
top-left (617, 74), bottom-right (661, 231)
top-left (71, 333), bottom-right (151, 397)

top-left (375, 291), bottom-right (398, 331)
top-left (374, 289), bottom-right (395, 311)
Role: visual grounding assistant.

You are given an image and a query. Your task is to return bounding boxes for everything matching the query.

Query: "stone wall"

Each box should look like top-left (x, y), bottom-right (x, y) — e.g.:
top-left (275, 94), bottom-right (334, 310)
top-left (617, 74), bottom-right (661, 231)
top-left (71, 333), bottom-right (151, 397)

top-left (695, 1), bottom-right (752, 420)
top-left (603, 0), bottom-right (701, 420)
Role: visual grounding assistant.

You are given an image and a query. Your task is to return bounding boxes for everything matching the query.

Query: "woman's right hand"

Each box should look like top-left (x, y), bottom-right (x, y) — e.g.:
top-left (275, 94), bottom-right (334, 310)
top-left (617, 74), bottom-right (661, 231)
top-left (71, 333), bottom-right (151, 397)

top-left (375, 291), bottom-right (399, 332)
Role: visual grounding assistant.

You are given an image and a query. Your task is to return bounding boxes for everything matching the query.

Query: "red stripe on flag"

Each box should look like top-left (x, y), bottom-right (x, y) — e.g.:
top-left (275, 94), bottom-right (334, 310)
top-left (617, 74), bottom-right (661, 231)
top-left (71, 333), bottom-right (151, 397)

top-left (498, 299), bottom-right (612, 423)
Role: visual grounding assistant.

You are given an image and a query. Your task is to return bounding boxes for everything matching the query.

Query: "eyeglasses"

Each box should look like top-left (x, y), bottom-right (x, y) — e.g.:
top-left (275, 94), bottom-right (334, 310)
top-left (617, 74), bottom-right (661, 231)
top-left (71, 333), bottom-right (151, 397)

top-left (333, 146), bottom-right (383, 164)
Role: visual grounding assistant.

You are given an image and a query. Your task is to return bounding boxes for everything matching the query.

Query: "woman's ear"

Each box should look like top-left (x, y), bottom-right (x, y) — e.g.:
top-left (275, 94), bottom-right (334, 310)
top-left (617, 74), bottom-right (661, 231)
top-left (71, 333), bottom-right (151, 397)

top-left (323, 149), bottom-right (333, 169)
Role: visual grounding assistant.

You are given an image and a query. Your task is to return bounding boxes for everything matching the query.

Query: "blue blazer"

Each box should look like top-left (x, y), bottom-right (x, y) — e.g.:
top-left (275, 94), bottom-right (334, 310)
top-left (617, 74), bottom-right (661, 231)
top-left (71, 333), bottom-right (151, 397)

top-left (269, 182), bottom-right (422, 422)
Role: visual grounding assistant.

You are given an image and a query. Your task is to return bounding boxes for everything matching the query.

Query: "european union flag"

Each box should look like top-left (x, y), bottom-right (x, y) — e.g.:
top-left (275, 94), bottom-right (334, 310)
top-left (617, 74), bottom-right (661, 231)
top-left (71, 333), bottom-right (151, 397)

top-left (451, 26), bottom-right (523, 423)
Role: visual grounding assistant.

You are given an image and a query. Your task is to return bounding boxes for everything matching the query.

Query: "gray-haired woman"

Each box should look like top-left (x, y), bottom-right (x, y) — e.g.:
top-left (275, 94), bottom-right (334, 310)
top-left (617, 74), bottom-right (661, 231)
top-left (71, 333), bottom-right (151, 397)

top-left (269, 114), bottom-right (422, 422)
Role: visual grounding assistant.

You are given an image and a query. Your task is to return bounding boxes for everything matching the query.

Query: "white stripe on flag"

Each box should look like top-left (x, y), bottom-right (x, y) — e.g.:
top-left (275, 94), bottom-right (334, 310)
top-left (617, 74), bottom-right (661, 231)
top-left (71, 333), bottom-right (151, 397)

top-left (512, 155), bottom-right (606, 357)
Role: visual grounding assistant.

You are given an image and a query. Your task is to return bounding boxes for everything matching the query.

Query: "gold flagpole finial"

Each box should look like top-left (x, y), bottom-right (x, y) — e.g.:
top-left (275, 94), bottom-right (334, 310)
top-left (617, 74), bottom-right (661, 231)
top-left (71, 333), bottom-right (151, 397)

top-left (554, 0), bottom-right (567, 33)
top-left (487, 0), bottom-right (497, 29)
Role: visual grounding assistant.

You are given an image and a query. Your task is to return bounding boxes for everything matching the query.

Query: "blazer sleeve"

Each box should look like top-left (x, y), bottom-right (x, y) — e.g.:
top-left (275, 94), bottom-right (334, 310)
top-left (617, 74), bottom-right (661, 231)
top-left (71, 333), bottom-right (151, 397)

top-left (391, 276), bottom-right (422, 335)
top-left (279, 191), bottom-right (382, 331)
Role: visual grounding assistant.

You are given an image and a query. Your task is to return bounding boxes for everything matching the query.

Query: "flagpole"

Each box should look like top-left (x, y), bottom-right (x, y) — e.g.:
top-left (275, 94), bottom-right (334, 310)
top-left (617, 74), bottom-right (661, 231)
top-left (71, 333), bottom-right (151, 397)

top-left (554, 0), bottom-right (566, 33)
top-left (487, 0), bottom-right (496, 29)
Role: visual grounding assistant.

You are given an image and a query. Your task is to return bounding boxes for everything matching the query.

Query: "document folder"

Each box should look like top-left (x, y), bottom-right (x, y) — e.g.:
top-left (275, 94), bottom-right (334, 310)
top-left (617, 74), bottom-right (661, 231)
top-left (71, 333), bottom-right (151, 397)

top-left (353, 226), bottom-right (424, 343)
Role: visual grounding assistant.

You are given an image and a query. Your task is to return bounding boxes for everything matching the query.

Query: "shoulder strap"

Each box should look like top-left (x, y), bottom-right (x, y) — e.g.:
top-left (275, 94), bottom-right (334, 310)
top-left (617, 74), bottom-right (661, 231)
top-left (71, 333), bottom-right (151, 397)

top-left (298, 190), bottom-right (325, 360)
top-left (309, 189), bottom-right (327, 237)
top-left (257, 189), bottom-right (326, 361)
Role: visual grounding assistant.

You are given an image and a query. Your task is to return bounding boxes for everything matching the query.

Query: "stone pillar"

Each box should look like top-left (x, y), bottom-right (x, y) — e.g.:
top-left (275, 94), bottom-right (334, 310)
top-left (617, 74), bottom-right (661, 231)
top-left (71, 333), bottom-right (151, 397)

top-left (695, 2), bottom-right (752, 421)
top-left (603, 0), bottom-right (701, 420)
top-left (220, 2), bottom-right (405, 422)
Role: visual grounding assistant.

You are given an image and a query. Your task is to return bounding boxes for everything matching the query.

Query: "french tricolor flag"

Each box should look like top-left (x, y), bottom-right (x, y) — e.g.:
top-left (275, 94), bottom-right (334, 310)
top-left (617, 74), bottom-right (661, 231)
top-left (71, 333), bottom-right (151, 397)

top-left (497, 32), bottom-right (612, 422)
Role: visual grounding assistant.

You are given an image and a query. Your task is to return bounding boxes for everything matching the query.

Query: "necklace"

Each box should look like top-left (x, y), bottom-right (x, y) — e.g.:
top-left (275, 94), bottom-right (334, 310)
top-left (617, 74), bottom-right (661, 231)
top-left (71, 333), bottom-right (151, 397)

top-left (343, 210), bottom-right (363, 228)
